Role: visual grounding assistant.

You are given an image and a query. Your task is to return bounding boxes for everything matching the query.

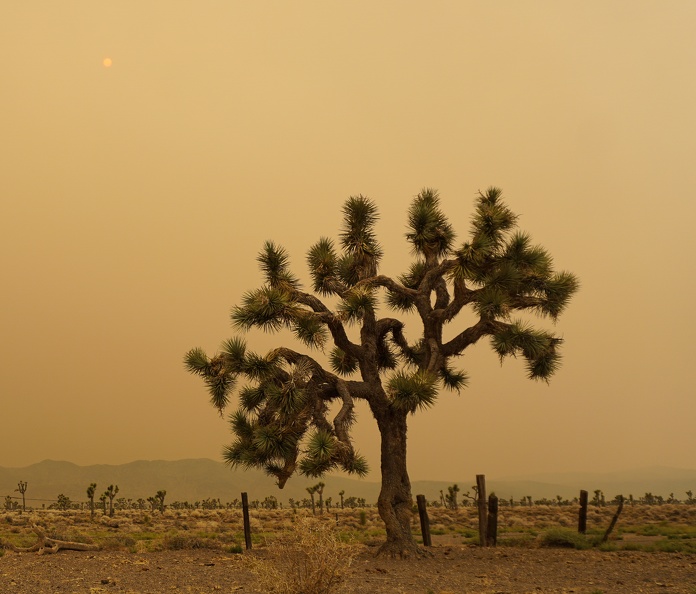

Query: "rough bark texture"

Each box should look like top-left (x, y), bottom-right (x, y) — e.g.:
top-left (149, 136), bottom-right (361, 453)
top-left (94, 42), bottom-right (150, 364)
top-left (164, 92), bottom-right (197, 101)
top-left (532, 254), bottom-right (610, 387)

top-left (375, 411), bottom-right (423, 557)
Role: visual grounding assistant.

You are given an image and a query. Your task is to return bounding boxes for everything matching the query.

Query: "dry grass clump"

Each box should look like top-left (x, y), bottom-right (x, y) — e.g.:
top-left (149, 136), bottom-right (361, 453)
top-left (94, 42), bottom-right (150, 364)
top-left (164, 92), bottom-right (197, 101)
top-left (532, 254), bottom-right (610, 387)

top-left (246, 516), bottom-right (359, 594)
top-left (162, 533), bottom-right (220, 550)
top-left (539, 528), bottom-right (591, 550)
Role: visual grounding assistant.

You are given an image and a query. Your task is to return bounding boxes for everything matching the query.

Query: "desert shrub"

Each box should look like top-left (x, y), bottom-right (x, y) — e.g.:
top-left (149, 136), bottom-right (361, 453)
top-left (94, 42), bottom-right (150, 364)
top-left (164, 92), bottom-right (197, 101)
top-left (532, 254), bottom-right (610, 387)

top-left (163, 533), bottom-right (219, 550)
top-left (539, 528), bottom-right (591, 550)
top-left (247, 517), bottom-right (358, 594)
top-left (101, 535), bottom-right (136, 550)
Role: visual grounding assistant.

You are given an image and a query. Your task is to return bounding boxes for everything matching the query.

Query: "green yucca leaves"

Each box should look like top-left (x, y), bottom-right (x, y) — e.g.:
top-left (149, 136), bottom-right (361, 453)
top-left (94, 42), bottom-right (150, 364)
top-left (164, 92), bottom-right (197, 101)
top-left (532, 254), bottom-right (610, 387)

top-left (239, 385), bottom-right (267, 411)
top-left (242, 351), bottom-right (280, 381)
top-left (474, 286), bottom-right (511, 319)
top-left (229, 410), bottom-right (255, 440)
top-left (305, 429), bottom-right (337, 462)
top-left (451, 235), bottom-right (494, 281)
top-left (339, 196), bottom-right (383, 281)
top-left (491, 321), bottom-right (563, 381)
top-left (376, 340), bottom-right (398, 370)
top-left (492, 321), bottom-right (545, 360)
top-left (385, 289), bottom-right (416, 312)
top-left (482, 261), bottom-right (522, 292)
top-left (406, 188), bottom-right (455, 257)
top-left (543, 271), bottom-right (580, 319)
top-left (337, 285), bottom-right (377, 323)
top-left (184, 348), bottom-right (209, 375)
top-left (439, 365), bottom-right (469, 392)
top-left (388, 370), bottom-right (438, 413)
top-left (299, 456), bottom-right (333, 478)
top-left (253, 425), bottom-right (288, 458)
top-left (292, 313), bottom-right (328, 349)
top-left (329, 347), bottom-right (358, 376)
top-left (307, 237), bottom-right (340, 295)
top-left (257, 241), bottom-right (300, 289)
top-left (272, 383), bottom-right (308, 418)
top-left (231, 287), bottom-right (300, 332)
top-left (471, 188), bottom-right (518, 246)
top-left (504, 232), bottom-right (552, 276)
top-left (526, 347), bottom-right (561, 381)
top-left (340, 195), bottom-right (381, 255)
top-left (299, 429), bottom-right (339, 477)
top-left (343, 453), bottom-right (369, 477)
top-left (385, 261), bottom-right (427, 311)
top-left (220, 337), bottom-right (247, 366)
top-left (204, 372), bottom-right (234, 412)
top-left (399, 260), bottom-right (428, 288)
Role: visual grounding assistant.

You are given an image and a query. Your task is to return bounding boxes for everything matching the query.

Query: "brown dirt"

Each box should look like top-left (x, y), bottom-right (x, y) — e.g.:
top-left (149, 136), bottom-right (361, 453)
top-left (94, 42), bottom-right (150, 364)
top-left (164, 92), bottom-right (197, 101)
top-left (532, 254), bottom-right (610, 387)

top-left (1, 545), bottom-right (695, 594)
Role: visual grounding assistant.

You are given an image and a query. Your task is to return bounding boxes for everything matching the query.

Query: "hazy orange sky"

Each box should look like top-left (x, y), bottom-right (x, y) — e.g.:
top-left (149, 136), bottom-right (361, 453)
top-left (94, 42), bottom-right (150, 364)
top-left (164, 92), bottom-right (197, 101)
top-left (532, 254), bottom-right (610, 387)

top-left (2, 2), bottom-right (694, 481)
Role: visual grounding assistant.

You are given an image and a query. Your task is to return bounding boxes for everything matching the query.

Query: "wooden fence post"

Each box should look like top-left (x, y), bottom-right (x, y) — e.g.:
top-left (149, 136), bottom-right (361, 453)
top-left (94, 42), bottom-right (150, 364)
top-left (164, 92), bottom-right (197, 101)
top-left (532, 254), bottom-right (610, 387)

top-left (476, 474), bottom-right (488, 547)
top-left (416, 494), bottom-right (432, 547)
top-left (578, 490), bottom-right (588, 534)
top-left (242, 492), bottom-right (252, 550)
top-left (486, 494), bottom-right (498, 547)
top-left (601, 495), bottom-right (624, 543)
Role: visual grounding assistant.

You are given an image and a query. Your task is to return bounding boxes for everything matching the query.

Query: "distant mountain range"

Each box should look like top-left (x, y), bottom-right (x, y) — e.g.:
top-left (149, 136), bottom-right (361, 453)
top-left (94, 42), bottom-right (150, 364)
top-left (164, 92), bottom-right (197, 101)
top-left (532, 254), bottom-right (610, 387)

top-left (2, 459), bottom-right (695, 506)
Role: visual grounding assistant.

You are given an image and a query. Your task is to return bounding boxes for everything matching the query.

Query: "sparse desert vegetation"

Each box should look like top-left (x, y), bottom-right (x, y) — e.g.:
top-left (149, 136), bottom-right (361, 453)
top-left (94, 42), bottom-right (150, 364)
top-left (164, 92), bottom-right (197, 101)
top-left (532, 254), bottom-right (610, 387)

top-left (1, 502), bottom-right (696, 593)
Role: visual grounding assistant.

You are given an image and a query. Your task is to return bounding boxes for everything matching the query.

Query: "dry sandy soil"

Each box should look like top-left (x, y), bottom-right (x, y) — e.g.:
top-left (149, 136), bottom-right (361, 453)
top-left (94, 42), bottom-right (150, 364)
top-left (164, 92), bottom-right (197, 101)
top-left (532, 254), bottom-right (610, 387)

top-left (1, 544), bottom-right (695, 594)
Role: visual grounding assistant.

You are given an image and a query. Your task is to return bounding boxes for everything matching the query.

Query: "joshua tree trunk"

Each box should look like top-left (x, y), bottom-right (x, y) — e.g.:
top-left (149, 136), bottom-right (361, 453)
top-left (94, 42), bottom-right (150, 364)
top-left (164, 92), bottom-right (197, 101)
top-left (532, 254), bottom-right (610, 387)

top-left (375, 409), bottom-right (421, 557)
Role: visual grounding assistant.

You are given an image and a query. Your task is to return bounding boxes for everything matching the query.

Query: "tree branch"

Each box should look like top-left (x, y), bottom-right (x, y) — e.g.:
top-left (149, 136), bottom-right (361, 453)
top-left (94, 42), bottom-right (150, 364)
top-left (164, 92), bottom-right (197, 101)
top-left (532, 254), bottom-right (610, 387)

top-left (442, 318), bottom-right (502, 357)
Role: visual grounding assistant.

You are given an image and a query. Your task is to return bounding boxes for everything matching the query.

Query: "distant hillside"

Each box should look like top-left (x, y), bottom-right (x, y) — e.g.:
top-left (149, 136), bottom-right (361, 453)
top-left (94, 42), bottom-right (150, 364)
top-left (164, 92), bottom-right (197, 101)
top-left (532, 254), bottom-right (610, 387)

top-left (2, 459), bottom-right (695, 507)
top-left (492, 467), bottom-right (696, 501)
top-left (0, 459), bottom-right (381, 505)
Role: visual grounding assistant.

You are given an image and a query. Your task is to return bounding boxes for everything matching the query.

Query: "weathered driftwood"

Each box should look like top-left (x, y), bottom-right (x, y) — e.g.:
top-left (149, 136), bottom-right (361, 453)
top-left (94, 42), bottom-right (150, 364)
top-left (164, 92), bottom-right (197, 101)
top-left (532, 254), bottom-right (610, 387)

top-left (3, 524), bottom-right (99, 555)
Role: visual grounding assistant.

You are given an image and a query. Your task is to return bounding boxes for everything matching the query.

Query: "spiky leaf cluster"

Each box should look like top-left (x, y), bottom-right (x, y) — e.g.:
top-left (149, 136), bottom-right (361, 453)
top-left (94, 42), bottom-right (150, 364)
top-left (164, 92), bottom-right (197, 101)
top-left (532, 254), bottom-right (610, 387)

top-left (406, 188), bottom-right (455, 258)
top-left (491, 321), bottom-right (562, 381)
top-left (257, 241), bottom-right (300, 290)
top-left (307, 237), bottom-right (341, 295)
top-left (387, 370), bottom-right (439, 414)
top-left (187, 341), bottom-right (366, 487)
top-left (445, 188), bottom-right (580, 328)
top-left (338, 196), bottom-right (383, 283)
top-left (337, 285), bottom-right (377, 323)
top-left (329, 347), bottom-right (358, 376)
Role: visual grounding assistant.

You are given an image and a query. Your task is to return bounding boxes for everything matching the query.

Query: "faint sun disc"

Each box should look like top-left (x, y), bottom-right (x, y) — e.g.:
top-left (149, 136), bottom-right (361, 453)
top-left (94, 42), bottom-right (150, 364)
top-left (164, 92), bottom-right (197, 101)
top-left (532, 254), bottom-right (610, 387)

top-left (103, 57), bottom-right (113, 68)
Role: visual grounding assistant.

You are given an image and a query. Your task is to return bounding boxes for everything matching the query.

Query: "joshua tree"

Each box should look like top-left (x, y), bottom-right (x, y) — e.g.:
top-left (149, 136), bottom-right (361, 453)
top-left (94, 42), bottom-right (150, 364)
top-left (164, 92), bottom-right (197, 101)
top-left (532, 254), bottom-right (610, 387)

top-left (185, 188), bottom-right (578, 556)
top-left (339, 490), bottom-right (345, 509)
top-left (86, 483), bottom-right (97, 520)
top-left (15, 481), bottom-right (27, 512)
top-left (316, 481), bottom-right (326, 515)
top-left (56, 493), bottom-right (72, 511)
top-left (99, 493), bottom-right (107, 514)
top-left (446, 484), bottom-right (460, 510)
top-left (155, 490), bottom-right (166, 513)
top-left (104, 485), bottom-right (119, 517)
top-left (306, 485), bottom-right (317, 515)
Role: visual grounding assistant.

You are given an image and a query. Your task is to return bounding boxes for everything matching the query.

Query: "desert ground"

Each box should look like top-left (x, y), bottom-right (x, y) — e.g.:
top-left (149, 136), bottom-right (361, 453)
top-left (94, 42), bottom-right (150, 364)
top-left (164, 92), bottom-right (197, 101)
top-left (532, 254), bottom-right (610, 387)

top-left (1, 504), bottom-right (695, 593)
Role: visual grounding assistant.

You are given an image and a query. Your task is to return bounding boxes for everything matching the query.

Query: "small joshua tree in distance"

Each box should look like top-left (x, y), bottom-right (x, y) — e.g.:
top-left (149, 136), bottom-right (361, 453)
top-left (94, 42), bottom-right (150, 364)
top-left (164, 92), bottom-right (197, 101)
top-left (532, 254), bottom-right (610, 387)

top-left (15, 481), bottom-right (27, 512)
top-left (86, 483), bottom-right (97, 520)
top-left (105, 485), bottom-right (119, 517)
